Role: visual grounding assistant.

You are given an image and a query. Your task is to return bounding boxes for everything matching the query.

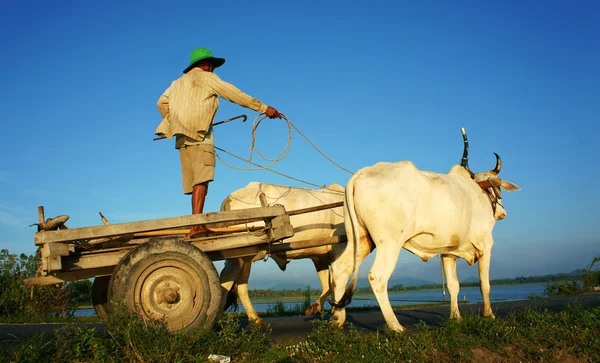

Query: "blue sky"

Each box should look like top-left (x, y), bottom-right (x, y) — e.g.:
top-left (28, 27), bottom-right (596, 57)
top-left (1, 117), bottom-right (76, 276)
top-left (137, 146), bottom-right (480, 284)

top-left (0, 0), bottom-right (598, 288)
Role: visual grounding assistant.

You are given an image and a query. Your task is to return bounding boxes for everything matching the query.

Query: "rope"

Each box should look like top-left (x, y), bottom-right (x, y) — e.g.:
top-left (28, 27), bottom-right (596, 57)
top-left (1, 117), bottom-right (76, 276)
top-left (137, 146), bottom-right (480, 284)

top-left (248, 114), bottom-right (292, 169)
top-left (214, 113), bottom-right (354, 191)
top-left (215, 146), bottom-right (335, 190)
top-left (285, 116), bottom-right (354, 175)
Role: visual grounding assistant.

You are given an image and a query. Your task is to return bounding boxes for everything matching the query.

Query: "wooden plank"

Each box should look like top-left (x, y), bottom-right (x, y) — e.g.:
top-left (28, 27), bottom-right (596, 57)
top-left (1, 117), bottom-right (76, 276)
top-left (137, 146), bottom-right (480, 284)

top-left (269, 235), bottom-right (347, 254)
top-left (191, 231), bottom-right (282, 252)
top-left (42, 243), bottom-right (73, 271)
top-left (34, 205), bottom-right (286, 245)
top-left (62, 249), bottom-right (132, 271)
top-left (88, 234), bottom-right (135, 246)
top-left (286, 201), bottom-right (344, 216)
top-left (207, 217), bottom-right (267, 229)
top-left (24, 266), bottom-right (115, 286)
top-left (270, 215), bottom-right (294, 241)
top-left (132, 225), bottom-right (263, 237)
top-left (206, 235), bottom-right (347, 261)
top-left (206, 244), bottom-right (267, 261)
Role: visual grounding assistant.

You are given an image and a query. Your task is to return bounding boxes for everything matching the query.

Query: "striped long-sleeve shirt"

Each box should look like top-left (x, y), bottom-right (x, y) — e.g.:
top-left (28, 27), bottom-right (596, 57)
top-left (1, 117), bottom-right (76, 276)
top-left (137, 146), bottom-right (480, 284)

top-left (155, 68), bottom-right (268, 143)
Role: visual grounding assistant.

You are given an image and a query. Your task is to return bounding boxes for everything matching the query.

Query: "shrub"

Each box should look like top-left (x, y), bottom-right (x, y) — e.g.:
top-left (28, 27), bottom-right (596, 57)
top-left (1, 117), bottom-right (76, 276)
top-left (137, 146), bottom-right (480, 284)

top-left (543, 280), bottom-right (584, 297)
top-left (543, 254), bottom-right (600, 298)
top-left (582, 255), bottom-right (600, 291)
top-left (0, 249), bottom-right (77, 321)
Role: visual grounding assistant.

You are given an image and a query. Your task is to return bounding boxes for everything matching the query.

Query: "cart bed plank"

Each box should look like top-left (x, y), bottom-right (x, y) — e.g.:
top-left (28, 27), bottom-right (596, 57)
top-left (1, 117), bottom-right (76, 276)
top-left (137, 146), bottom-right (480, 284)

top-left (35, 205), bottom-right (286, 245)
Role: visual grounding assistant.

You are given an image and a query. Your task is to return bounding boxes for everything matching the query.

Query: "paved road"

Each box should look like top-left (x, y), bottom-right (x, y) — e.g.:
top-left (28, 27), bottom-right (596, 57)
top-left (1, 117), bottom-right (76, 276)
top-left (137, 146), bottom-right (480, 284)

top-left (250, 293), bottom-right (600, 342)
top-left (2, 294), bottom-right (598, 344)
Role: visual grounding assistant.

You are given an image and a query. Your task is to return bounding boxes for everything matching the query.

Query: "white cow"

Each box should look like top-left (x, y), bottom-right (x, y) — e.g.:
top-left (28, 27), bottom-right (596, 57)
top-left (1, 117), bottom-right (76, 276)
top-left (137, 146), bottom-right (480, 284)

top-left (218, 182), bottom-right (373, 326)
top-left (329, 154), bottom-right (520, 332)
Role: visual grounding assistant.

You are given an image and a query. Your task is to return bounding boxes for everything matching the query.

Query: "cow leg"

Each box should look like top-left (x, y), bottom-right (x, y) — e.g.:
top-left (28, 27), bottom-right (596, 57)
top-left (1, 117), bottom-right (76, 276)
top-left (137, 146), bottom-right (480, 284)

top-left (368, 240), bottom-right (404, 332)
top-left (305, 258), bottom-right (330, 316)
top-left (329, 241), bottom-right (356, 327)
top-left (441, 254), bottom-right (461, 319)
top-left (219, 257), bottom-right (249, 313)
top-left (477, 248), bottom-right (495, 319)
top-left (220, 258), bottom-right (243, 292)
top-left (235, 262), bottom-right (265, 326)
top-left (329, 232), bottom-right (374, 326)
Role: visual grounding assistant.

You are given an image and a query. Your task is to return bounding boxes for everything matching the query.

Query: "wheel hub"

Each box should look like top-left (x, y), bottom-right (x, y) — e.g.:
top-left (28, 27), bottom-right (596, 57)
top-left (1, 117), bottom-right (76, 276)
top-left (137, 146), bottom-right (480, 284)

top-left (161, 286), bottom-right (180, 304)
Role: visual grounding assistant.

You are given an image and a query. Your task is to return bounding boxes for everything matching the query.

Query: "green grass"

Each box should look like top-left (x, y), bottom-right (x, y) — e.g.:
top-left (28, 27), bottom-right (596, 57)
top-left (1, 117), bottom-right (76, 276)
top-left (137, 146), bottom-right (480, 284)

top-left (1, 300), bottom-right (598, 362)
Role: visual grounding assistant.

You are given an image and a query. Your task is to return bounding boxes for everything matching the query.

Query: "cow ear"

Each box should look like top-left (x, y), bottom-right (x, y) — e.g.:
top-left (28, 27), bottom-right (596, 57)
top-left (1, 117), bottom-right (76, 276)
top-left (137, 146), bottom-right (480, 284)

top-left (500, 180), bottom-right (520, 192)
top-left (477, 176), bottom-right (502, 189)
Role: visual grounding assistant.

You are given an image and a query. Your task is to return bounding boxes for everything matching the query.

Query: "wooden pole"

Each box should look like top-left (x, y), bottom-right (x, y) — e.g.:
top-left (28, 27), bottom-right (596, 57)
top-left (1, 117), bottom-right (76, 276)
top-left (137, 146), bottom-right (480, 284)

top-left (286, 201), bottom-right (343, 216)
top-left (38, 206), bottom-right (45, 224)
top-left (259, 192), bottom-right (269, 207)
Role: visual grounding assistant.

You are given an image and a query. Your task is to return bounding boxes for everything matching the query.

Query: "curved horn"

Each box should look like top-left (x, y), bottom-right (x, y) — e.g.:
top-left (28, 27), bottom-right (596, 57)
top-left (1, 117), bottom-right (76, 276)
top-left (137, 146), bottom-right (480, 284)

top-left (460, 128), bottom-right (469, 167)
top-left (491, 153), bottom-right (502, 174)
top-left (460, 127), bottom-right (475, 178)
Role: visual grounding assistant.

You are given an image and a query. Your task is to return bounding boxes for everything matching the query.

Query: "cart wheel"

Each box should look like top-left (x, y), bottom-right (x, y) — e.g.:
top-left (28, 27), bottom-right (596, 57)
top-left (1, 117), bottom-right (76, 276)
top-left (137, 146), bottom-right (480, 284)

top-left (92, 275), bottom-right (111, 319)
top-left (107, 238), bottom-right (222, 333)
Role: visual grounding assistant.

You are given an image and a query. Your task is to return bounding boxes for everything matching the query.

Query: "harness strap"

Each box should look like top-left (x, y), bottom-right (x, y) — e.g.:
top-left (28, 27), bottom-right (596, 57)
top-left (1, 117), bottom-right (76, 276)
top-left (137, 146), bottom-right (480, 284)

top-left (484, 189), bottom-right (498, 215)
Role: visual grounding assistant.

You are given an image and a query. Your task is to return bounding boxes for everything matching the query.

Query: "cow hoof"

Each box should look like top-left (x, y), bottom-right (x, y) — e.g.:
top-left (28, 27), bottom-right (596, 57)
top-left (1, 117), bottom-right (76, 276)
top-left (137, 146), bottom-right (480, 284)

top-left (250, 318), bottom-right (266, 327)
top-left (305, 304), bottom-right (320, 317)
top-left (387, 325), bottom-right (406, 333)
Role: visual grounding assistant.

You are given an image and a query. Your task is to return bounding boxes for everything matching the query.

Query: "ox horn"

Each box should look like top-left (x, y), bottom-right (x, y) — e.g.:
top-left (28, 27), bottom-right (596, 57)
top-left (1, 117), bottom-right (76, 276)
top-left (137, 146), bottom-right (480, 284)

top-left (491, 153), bottom-right (502, 174)
top-left (460, 127), bottom-right (475, 178)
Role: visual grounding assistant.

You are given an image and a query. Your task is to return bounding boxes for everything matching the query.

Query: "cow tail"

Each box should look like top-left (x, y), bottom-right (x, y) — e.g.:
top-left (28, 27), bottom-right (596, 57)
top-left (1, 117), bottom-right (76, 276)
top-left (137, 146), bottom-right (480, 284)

top-left (224, 281), bottom-right (239, 312)
top-left (336, 173), bottom-right (361, 308)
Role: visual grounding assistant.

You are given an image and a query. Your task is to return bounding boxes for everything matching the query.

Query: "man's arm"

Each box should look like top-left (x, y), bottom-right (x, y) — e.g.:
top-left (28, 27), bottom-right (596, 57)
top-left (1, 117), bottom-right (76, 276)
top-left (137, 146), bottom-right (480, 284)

top-left (155, 85), bottom-right (173, 138)
top-left (157, 85), bottom-right (172, 117)
top-left (207, 74), bottom-right (281, 118)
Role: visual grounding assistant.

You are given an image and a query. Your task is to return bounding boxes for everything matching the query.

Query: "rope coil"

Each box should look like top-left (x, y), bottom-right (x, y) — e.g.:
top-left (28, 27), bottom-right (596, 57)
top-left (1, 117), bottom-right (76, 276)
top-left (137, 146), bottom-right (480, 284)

top-left (215, 113), bottom-right (353, 191)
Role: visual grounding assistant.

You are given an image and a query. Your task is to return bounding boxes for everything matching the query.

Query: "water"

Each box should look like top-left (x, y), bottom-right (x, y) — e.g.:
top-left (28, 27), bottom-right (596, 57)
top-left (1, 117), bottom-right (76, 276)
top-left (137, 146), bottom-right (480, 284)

top-left (76, 283), bottom-right (547, 316)
top-left (243, 283), bottom-right (547, 312)
top-left (351, 283), bottom-right (547, 308)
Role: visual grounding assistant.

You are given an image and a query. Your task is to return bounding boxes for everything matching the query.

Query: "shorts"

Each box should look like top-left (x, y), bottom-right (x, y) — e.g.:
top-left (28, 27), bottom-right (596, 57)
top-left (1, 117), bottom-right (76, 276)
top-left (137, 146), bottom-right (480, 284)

top-left (179, 144), bottom-right (216, 194)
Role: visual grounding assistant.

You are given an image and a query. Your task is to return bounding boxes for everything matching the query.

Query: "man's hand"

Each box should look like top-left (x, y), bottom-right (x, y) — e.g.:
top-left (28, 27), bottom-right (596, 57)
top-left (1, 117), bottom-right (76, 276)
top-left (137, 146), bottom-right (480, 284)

top-left (265, 106), bottom-right (282, 119)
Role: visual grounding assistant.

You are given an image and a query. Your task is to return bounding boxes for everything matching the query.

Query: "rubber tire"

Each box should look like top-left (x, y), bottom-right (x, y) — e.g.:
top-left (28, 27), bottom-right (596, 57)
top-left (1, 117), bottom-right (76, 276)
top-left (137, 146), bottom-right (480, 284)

top-left (92, 275), bottom-right (111, 319)
top-left (107, 238), bottom-right (222, 333)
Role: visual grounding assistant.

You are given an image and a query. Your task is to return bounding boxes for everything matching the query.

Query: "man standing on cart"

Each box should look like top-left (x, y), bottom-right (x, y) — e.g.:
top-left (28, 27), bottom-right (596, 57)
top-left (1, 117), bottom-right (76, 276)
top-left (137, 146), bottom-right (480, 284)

top-left (155, 48), bottom-right (282, 238)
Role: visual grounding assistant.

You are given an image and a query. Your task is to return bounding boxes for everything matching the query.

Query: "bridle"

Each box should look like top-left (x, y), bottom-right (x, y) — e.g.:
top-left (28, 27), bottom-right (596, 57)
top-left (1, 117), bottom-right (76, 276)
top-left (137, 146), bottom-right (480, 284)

top-left (484, 187), bottom-right (503, 216)
top-left (459, 128), bottom-right (503, 217)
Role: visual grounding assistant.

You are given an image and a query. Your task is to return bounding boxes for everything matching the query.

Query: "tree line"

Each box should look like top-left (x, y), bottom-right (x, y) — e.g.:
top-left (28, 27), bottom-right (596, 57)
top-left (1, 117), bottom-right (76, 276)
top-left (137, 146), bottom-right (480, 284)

top-left (247, 269), bottom-right (588, 296)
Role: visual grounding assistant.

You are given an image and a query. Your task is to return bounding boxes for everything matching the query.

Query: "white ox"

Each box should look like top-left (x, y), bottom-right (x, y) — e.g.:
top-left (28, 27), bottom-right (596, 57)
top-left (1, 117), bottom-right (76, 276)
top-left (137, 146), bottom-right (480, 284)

top-left (218, 182), bottom-right (373, 326)
top-left (329, 154), bottom-right (520, 332)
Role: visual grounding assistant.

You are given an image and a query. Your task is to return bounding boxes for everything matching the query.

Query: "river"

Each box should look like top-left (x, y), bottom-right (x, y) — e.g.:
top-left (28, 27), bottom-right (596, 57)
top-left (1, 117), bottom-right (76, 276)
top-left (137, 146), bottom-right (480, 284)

top-left (75, 283), bottom-right (547, 316)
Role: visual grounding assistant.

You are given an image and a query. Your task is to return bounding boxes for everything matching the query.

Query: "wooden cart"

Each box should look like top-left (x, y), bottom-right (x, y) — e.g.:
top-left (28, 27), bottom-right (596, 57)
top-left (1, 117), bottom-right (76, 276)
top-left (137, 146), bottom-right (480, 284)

top-left (24, 197), bottom-right (345, 333)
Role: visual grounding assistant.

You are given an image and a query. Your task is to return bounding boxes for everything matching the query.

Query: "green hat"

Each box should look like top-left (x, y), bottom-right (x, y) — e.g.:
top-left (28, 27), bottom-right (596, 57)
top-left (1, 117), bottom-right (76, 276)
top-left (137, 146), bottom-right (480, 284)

top-left (183, 48), bottom-right (226, 74)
